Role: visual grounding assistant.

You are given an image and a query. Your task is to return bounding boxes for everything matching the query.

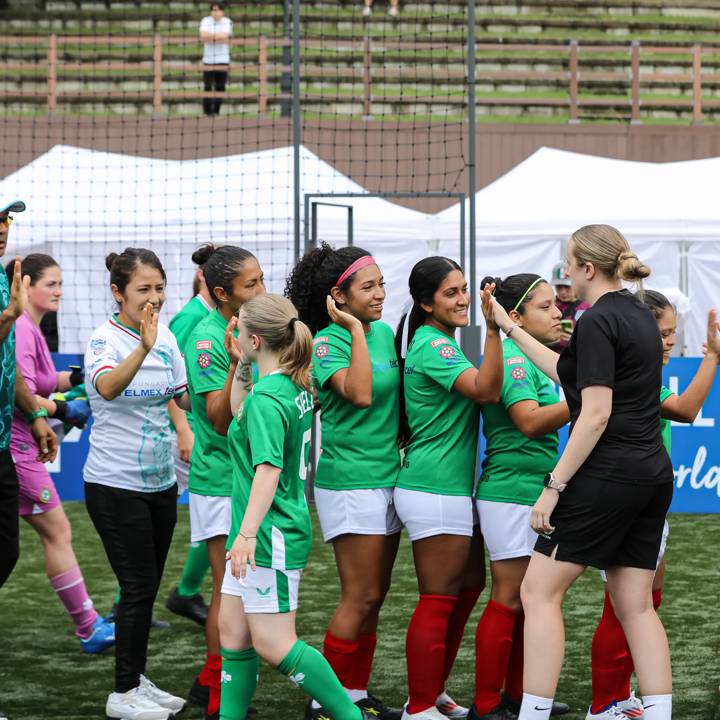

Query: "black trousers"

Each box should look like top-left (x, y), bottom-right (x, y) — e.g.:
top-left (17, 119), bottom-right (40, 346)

top-left (0, 448), bottom-right (20, 589)
top-left (203, 67), bottom-right (228, 115)
top-left (85, 482), bottom-right (177, 692)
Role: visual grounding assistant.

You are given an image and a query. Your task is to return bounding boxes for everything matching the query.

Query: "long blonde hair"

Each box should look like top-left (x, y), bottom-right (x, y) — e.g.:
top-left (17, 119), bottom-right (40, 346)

top-left (571, 224), bottom-right (651, 287)
top-left (239, 294), bottom-right (313, 391)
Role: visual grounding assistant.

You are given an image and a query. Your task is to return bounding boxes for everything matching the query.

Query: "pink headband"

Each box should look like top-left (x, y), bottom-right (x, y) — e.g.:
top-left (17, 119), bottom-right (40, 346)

top-left (336, 255), bottom-right (377, 287)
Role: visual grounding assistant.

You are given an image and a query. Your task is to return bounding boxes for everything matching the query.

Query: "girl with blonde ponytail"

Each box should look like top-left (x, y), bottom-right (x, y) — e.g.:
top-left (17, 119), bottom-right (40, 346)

top-left (489, 225), bottom-right (674, 720)
top-left (217, 294), bottom-right (373, 720)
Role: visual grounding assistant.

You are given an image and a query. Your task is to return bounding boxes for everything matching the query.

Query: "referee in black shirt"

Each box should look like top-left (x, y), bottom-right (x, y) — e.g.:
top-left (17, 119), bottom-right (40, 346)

top-left (489, 225), bottom-right (673, 720)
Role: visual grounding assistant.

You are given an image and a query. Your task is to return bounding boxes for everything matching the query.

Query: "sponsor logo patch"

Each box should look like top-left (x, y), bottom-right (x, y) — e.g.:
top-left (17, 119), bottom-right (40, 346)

top-left (314, 336), bottom-right (329, 344)
top-left (315, 344), bottom-right (329, 359)
top-left (197, 352), bottom-right (211, 369)
top-left (506, 356), bottom-right (525, 366)
top-left (511, 367), bottom-right (526, 380)
top-left (39, 487), bottom-right (52, 503)
top-left (439, 345), bottom-right (456, 359)
top-left (431, 337), bottom-right (449, 348)
top-left (90, 337), bottom-right (107, 356)
top-left (196, 340), bottom-right (212, 350)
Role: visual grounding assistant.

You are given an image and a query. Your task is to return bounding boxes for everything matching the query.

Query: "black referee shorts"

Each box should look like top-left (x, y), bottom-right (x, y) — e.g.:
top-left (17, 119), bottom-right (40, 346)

top-left (534, 475), bottom-right (673, 570)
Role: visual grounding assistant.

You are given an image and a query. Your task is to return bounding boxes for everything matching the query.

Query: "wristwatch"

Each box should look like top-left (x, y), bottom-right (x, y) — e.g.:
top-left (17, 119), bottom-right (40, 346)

top-left (26, 407), bottom-right (49, 423)
top-left (543, 472), bottom-right (567, 493)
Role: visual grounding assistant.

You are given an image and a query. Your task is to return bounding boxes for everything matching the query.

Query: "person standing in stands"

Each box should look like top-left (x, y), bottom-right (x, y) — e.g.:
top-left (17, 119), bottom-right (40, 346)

top-left (199, 3), bottom-right (232, 116)
top-left (550, 262), bottom-right (589, 351)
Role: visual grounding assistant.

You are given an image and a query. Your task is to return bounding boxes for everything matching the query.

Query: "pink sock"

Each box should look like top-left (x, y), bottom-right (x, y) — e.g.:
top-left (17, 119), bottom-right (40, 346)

top-left (49, 566), bottom-right (99, 639)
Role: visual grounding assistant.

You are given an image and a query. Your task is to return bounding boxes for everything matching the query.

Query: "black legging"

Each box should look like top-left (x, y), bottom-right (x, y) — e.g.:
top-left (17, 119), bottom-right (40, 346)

top-left (85, 482), bottom-right (177, 692)
top-left (203, 67), bottom-right (228, 115)
top-left (0, 449), bottom-right (20, 589)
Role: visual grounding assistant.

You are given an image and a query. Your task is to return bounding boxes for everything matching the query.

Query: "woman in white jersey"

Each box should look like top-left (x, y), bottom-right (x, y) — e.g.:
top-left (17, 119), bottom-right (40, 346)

top-left (84, 248), bottom-right (189, 720)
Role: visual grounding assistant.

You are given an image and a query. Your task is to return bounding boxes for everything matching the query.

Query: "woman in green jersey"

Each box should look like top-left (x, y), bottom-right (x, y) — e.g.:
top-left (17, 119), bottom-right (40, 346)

top-left (285, 243), bottom-right (403, 720)
top-left (218, 293), bottom-right (374, 720)
top-left (165, 244), bottom-right (215, 631)
top-left (586, 291), bottom-right (720, 720)
top-left (393, 256), bottom-right (503, 720)
top-left (471, 274), bottom-right (570, 720)
top-left (185, 245), bottom-right (265, 720)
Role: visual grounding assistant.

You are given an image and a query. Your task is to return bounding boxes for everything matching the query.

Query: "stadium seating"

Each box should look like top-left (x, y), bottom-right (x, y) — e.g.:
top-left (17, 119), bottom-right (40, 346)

top-left (2, 0), bottom-right (720, 122)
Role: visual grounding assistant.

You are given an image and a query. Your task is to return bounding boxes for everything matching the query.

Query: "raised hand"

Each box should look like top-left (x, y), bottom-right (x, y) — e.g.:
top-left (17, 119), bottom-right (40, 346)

top-left (326, 295), bottom-right (362, 333)
top-left (139, 302), bottom-right (159, 352)
top-left (224, 316), bottom-right (244, 365)
top-left (6, 257), bottom-right (29, 320)
top-left (705, 309), bottom-right (720, 359)
top-left (481, 283), bottom-right (499, 330)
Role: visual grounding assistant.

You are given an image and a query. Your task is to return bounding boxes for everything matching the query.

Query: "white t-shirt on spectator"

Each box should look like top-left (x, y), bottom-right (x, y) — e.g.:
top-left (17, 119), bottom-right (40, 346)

top-left (84, 316), bottom-right (188, 493)
top-left (199, 15), bottom-right (233, 65)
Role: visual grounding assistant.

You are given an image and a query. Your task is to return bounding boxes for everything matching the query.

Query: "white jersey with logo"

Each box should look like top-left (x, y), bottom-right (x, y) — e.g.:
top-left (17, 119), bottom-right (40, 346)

top-left (199, 15), bottom-right (233, 64)
top-left (84, 316), bottom-right (188, 493)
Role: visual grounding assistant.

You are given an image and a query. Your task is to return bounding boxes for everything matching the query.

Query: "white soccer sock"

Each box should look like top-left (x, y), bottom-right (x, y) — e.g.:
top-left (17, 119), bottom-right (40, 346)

top-left (642, 694), bottom-right (672, 719)
top-left (518, 692), bottom-right (553, 720)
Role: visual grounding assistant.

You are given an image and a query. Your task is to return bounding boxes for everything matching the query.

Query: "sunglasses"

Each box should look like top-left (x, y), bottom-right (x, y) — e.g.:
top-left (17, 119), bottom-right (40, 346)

top-left (0, 216), bottom-right (13, 226)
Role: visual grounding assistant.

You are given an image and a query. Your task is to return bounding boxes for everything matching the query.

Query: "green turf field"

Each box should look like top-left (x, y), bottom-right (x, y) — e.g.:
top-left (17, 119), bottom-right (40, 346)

top-left (1, 504), bottom-right (718, 719)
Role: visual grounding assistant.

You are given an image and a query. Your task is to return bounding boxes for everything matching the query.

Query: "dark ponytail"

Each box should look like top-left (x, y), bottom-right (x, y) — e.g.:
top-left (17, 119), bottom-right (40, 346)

top-left (480, 273), bottom-right (545, 315)
top-left (5, 253), bottom-right (58, 286)
top-left (394, 256), bottom-right (463, 444)
top-left (285, 242), bottom-right (373, 336)
top-left (201, 245), bottom-right (256, 305)
top-left (105, 248), bottom-right (166, 294)
top-left (637, 289), bottom-right (673, 320)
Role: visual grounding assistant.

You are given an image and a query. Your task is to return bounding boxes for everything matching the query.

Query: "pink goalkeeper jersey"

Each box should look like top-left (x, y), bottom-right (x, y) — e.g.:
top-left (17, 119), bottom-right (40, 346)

top-left (10, 312), bottom-right (58, 459)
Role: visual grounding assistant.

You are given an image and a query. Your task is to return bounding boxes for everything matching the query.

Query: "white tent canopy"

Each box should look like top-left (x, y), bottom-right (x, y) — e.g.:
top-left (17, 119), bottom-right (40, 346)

top-left (433, 147), bottom-right (720, 354)
top-left (1, 144), bottom-right (436, 352)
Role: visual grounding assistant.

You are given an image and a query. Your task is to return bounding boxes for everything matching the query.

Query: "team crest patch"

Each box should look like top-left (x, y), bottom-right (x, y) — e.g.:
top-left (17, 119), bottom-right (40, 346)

top-left (197, 352), bottom-right (211, 369)
top-left (39, 487), bottom-right (52, 503)
top-left (315, 344), bottom-right (329, 359)
top-left (511, 367), bottom-right (526, 380)
top-left (506, 356), bottom-right (525, 366)
top-left (439, 345), bottom-right (456, 359)
top-left (196, 340), bottom-right (212, 350)
top-left (90, 337), bottom-right (107, 356)
top-left (431, 337), bottom-right (449, 348)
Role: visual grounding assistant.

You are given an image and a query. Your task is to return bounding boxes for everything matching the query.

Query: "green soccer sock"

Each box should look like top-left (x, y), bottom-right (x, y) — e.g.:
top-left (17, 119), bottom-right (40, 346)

top-left (277, 640), bottom-right (363, 720)
top-left (114, 586), bottom-right (121, 605)
top-left (219, 647), bottom-right (259, 720)
top-left (177, 540), bottom-right (210, 597)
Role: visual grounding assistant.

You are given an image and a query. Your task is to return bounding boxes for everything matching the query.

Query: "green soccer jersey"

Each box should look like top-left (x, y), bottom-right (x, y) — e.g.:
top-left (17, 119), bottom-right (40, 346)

top-left (226, 372), bottom-right (314, 570)
top-left (312, 321), bottom-right (401, 491)
top-left (396, 324), bottom-right (478, 496)
top-left (186, 309), bottom-right (235, 496)
top-left (169, 295), bottom-right (213, 431)
top-left (478, 338), bottom-right (560, 506)
top-left (660, 385), bottom-right (674, 455)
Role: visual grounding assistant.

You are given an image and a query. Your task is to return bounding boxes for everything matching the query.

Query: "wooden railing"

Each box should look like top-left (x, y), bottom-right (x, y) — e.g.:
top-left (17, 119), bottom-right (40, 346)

top-left (2, 34), bottom-right (720, 123)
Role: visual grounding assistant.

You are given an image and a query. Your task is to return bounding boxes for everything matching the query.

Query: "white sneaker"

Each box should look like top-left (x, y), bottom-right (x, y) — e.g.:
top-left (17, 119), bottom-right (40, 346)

top-left (106, 687), bottom-right (172, 720)
top-left (138, 675), bottom-right (186, 713)
top-left (388, 5), bottom-right (399, 16)
top-left (617, 692), bottom-right (645, 718)
top-left (436, 693), bottom-right (469, 719)
top-left (362, 5), bottom-right (372, 16)
top-left (402, 708), bottom-right (448, 720)
top-left (585, 704), bottom-right (628, 719)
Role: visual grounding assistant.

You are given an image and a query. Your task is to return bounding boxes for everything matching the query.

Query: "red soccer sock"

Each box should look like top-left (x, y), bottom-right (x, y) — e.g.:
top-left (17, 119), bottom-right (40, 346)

top-left (351, 632), bottom-right (377, 691)
top-left (503, 609), bottom-right (524, 702)
top-left (591, 592), bottom-right (631, 713)
top-left (441, 586), bottom-right (482, 692)
top-left (620, 589), bottom-right (664, 692)
top-left (406, 594), bottom-right (457, 714)
top-left (323, 630), bottom-right (361, 689)
top-left (203, 653), bottom-right (222, 716)
top-left (473, 600), bottom-right (517, 715)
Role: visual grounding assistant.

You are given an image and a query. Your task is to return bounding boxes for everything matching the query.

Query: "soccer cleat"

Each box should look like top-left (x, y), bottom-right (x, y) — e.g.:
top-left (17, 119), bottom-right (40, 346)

top-left (138, 676), bottom-right (186, 713)
top-left (357, 694), bottom-right (404, 720)
top-left (616, 692), bottom-right (644, 718)
top-left (80, 615), bottom-right (115, 654)
top-left (105, 687), bottom-right (173, 720)
top-left (585, 704), bottom-right (627, 720)
top-left (206, 709), bottom-right (257, 720)
top-left (501, 693), bottom-right (569, 717)
top-left (305, 701), bottom-right (334, 720)
top-left (436, 692), bottom-right (469, 719)
top-left (166, 586), bottom-right (208, 627)
top-left (468, 703), bottom-right (516, 720)
top-left (402, 706), bottom-right (448, 720)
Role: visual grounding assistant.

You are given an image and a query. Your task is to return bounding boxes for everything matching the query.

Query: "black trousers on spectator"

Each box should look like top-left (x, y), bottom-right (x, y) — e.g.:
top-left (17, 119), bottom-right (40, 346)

top-left (203, 67), bottom-right (228, 115)
top-left (85, 482), bottom-right (177, 692)
top-left (0, 449), bottom-right (20, 589)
